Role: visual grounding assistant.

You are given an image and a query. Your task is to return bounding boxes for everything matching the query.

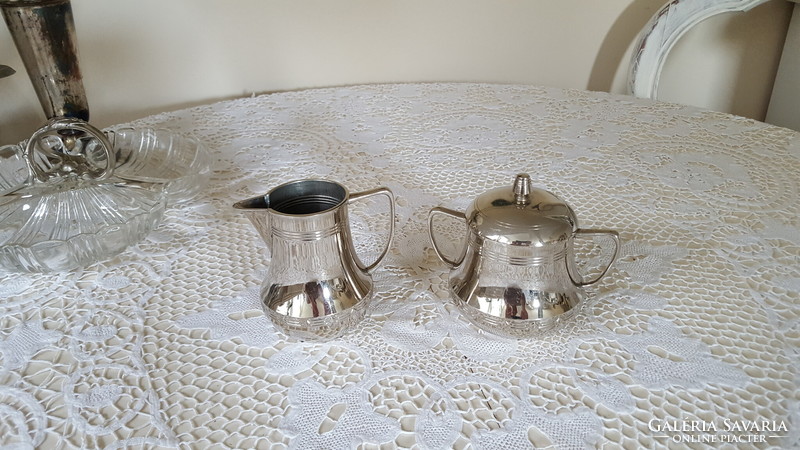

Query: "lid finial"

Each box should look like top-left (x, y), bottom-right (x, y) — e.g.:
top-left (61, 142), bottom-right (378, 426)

top-left (513, 173), bottom-right (532, 205)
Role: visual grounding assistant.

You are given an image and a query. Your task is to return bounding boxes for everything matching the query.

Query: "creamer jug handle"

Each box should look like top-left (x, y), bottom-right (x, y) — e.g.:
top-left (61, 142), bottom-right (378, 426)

top-left (428, 207), bottom-right (468, 268)
top-left (348, 187), bottom-right (395, 272)
top-left (568, 229), bottom-right (620, 286)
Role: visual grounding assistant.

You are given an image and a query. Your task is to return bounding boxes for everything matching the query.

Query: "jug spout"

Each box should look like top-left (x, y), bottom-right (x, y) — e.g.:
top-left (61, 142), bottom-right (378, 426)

top-left (233, 194), bottom-right (272, 248)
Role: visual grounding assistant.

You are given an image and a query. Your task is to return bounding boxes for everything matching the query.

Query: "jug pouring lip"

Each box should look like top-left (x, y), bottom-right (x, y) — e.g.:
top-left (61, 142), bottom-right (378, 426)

top-left (232, 179), bottom-right (351, 217)
top-left (233, 194), bottom-right (270, 210)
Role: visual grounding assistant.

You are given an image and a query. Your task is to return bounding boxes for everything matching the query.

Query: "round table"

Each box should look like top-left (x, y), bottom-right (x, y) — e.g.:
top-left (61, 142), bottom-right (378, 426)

top-left (1, 83), bottom-right (798, 449)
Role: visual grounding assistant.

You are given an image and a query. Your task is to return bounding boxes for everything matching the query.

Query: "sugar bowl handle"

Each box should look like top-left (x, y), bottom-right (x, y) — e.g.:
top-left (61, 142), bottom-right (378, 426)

top-left (568, 229), bottom-right (621, 287)
top-left (428, 206), bottom-right (468, 268)
top-left (348, 187), bottom-right (395, 273)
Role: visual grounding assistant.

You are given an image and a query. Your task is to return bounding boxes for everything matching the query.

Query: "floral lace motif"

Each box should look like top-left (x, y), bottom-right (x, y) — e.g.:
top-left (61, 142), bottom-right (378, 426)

top-left (1, 84), bottom-right (797, 448)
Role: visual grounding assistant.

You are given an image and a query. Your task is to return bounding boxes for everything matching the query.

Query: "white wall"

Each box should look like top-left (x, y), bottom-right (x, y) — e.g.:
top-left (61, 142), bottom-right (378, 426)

top-left (0, 0), bottom-right (792, 144)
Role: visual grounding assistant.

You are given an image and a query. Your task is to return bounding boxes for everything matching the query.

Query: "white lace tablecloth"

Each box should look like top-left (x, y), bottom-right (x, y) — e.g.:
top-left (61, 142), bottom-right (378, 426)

top-left (1, 83), bottom-right (798, 449)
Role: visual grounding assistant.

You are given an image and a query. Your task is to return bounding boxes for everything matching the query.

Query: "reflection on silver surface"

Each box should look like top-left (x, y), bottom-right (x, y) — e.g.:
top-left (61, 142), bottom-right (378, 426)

top-left (234, 179), bottom-right (395, 341)
top-left (430, 173), bottom-right (620, 338)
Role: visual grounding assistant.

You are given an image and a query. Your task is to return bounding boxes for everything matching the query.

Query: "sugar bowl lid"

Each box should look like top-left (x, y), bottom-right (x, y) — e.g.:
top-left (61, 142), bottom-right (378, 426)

top-left (466, 173), bottom-right (578, 246)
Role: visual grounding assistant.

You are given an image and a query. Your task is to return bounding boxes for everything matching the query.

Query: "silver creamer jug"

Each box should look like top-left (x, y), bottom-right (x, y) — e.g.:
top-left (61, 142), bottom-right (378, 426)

top-left (234, 179), bottom-right (394, 340)
top-left (428, 173), bottom-right (619, 338)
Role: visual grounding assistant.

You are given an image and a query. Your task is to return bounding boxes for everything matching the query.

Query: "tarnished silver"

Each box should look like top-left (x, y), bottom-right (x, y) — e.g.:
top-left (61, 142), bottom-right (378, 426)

top-left (1, 0), bottom-right (113, 191)
top-left (1, 0), bottom-right (89, 120)
top-left (234, 179), bottom-right (395, 340)
top-left (429, 173), bottom-right (620, 338)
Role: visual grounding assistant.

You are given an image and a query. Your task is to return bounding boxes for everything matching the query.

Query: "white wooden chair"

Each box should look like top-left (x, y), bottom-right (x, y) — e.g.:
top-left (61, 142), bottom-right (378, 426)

top-left (627, 0), bottom-right (772, 99)
top-left (627, 0), bottom-right (800, 131)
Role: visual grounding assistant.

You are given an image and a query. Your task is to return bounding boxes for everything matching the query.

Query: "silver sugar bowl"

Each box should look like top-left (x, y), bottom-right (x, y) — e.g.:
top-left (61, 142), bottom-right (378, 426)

top-left (428, 173), bottom-right (620, 338)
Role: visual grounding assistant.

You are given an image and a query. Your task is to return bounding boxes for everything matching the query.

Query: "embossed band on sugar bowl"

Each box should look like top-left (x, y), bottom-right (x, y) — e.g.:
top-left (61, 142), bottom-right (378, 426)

top-left (429, 173), bottom-right (621, 338)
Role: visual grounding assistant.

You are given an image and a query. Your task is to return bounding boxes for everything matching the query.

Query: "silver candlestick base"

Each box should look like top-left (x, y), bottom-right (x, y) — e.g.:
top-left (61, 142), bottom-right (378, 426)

top-left (1, 0), bottom-right (89, 121)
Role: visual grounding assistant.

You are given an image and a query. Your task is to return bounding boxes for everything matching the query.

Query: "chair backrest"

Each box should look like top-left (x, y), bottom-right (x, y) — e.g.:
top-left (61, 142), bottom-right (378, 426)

top-left (628, 0), bottom-right (772, 99)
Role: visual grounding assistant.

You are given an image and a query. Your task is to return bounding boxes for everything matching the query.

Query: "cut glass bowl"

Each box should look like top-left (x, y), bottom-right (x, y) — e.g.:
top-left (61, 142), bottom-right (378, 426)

top-left (108, 127), bottom-right (211, 203)
top-left (0, 121), bottom-right (210, 273)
